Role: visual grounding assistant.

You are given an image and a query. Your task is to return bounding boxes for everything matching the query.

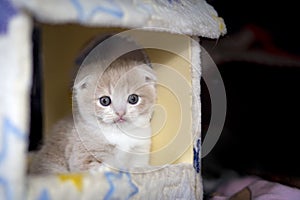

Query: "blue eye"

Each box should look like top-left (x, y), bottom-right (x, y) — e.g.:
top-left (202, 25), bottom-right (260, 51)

top-left (99, 96), bottom-right (111, 106)
top-left (128, 94), bottom-right (139, 105)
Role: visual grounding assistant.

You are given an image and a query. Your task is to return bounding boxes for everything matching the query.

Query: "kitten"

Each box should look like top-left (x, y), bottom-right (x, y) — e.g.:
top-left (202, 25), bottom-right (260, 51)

top-left (29, 39), bottom-right (156, 174)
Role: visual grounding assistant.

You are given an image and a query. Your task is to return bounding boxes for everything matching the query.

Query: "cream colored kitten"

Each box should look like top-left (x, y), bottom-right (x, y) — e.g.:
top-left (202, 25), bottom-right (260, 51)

top-left (29, 42), bottom-right (156, 174)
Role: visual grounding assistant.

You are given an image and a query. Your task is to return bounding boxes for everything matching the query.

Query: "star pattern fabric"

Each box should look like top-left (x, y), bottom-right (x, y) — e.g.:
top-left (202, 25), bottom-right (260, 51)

top-left (0, 0), bottom-right (18, 35)
top-left (104, 171), bottom-right (138, 200)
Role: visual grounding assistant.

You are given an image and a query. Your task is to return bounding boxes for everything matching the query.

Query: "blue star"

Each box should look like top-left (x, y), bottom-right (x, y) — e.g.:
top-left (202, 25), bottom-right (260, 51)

top-left (0, 118), bottom-right (25, 200)
top-left (193, 138), bottom-right (201, 173)
top-left (167, 0), bottom-right (180, 4)
top-left (0, 177), bottom-right (12, 200)
top-left (0, 117), bottom-right (26, 163)
top-left (38, 189), bottom-right (51, 200)
top-left (104, 171), bottom-right (138, 200)
top-left (70, 0), bottom-right (123, 22)
top-left (0, 0), bottom-right (18, 35)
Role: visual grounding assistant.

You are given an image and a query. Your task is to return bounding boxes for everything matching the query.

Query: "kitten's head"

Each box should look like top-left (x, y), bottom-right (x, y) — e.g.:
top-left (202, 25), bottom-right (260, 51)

top-left (73, 51), bottom-right (156, 129)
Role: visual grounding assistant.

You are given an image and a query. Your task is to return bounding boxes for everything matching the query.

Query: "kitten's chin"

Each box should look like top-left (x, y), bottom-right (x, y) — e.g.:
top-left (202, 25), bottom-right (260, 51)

top-left (97, 115), bottom-right (151, 129)
top-left (113, 117), bottom-right (126, 124)
top-left (97, 118), bottom-right (127, 126)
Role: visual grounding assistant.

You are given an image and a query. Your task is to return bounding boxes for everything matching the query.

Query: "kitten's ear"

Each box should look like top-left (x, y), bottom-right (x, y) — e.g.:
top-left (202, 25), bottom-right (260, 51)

top-left (145, 71), bottom-right (156, 83)
top-left (141, 65), bottom-right (156, 83)
top-left (73, 75), bottom-right (91, 91)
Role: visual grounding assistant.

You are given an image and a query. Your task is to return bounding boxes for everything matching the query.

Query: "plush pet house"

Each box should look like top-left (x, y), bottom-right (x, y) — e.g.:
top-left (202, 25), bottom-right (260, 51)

top-left (0, 0), bottom-right (226, 199)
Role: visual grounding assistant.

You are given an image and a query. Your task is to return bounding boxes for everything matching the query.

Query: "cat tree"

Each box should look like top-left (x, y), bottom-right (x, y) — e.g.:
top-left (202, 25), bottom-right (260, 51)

top-left (0, 0), bottom-right (226, 199)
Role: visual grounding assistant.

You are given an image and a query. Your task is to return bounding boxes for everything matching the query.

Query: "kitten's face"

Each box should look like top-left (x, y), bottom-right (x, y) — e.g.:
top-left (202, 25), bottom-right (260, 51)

top-left (95, 63), bottom-right (156, 127)
top-left (75, 60), bottom-right (156, 128)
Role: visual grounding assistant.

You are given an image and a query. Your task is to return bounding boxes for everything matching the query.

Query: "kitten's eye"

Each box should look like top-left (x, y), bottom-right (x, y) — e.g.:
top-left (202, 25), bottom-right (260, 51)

top-left (128, 94), bottom-right (139, 105)
top-left (99, 96), bottom-right (111, 106)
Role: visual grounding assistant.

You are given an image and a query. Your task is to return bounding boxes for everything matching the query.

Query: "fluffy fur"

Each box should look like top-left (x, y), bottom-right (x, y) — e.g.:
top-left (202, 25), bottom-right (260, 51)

top-left (29, 47), bottom-right (156, 174)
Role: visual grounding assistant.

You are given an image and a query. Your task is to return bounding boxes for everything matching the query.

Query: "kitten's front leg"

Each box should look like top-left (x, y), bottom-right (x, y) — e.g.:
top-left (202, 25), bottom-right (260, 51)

top-left (67, 138), bottom-right (110, 172)
top-left (82, 155), bottom-right (104, 172)
top-left (133, 153), bottom-right (150, 167)
top-left (68, 150), bottom-right (103, 172)
top-left (111, 146), bottom-right (150, 169)
top-left (130, 142), bottom-right (151, 167)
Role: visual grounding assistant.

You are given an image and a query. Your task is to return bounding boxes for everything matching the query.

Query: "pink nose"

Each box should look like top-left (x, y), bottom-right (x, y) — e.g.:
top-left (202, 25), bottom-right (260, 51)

top-left (115, 110), bottom-right (126, 117)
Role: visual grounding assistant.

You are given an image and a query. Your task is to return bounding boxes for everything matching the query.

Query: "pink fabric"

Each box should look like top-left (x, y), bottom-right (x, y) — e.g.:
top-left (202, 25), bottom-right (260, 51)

top-left (211, 176), bottom-right (300, 200)
top-left (249, 180), bottom-right (300, 200)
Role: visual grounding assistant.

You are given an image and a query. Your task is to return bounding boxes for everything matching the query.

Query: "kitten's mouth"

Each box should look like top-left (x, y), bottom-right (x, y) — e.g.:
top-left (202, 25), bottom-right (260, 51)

top-left (114, 117), bottom-right (126, 123)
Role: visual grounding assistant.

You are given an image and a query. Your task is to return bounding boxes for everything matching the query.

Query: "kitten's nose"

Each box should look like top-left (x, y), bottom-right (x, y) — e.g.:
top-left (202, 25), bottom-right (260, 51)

top-left (115, 110), bottom-right (126, 117)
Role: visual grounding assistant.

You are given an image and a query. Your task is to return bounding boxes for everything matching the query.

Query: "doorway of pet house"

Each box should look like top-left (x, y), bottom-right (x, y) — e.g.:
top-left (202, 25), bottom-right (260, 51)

top-left (29, 23), bottom-right (194, 166)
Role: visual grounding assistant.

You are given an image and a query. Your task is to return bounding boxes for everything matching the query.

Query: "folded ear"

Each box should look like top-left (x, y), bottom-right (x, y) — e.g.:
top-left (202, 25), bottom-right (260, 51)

top-left (73, 75), bottom-right (91, 91)
top-left (139, 64), bottom-right (156, 83)
top-left (145, 70), bottom-right (156, 83)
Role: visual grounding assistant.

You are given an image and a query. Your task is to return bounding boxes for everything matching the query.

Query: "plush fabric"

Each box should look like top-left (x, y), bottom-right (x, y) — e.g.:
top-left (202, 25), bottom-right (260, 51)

top-left (14, 0), bottom-right (226, 38)
top-left (0, 1), bottom-right (32, 199)
top-left (27, 163), bottom-right (200, 200)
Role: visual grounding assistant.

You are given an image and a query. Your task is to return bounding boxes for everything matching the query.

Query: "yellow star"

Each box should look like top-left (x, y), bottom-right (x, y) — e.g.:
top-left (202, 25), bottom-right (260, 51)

top-left (58, 173), bottom-right (83, 192)
top-left (212, 14), bottom-right (226, 33)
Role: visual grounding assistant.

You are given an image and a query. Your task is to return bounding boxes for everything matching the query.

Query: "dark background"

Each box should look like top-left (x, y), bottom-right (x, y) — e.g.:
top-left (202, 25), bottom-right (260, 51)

top-left (209, 0), bottom-right (300, 54)
top-left (201, 0), bottom-right (300, 182)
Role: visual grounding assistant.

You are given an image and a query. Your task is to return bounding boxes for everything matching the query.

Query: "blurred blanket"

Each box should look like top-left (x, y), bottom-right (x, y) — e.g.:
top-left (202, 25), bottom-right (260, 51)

top-left (211, 176), bottom-right (300, 200)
